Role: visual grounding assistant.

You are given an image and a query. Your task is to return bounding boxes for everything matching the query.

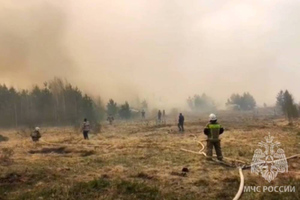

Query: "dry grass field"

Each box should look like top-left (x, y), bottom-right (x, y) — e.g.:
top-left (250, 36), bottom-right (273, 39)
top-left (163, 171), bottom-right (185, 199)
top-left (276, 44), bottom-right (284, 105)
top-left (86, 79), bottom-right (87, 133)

top-left (0, 112), bottom-right (299, 200)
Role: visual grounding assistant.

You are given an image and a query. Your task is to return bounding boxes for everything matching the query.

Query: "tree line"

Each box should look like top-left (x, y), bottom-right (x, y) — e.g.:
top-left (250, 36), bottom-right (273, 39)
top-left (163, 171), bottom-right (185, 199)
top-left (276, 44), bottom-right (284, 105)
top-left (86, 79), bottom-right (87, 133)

top-left (187, 90), bottom-right (300, 121)
top-left (0, 77), bottom-right (298, 128)
top-left (226, 92), bottom-right (256, 110)
top-left (276, 90), bottom-right (299, 121)
top-left (0, 78), bottom-right (105, 128)
top-left (187, 94), bottom-right (216, 112)
top-left (187, 92), bottom-right (257, 112)
top-left (0, 78), bottom-right (149, 128)
top-left (106, 99), bottom-right (148, 119)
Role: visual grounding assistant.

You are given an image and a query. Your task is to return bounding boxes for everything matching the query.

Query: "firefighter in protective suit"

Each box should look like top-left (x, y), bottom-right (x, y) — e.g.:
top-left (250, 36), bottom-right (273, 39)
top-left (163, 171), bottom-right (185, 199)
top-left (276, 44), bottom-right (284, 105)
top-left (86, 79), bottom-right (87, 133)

top-left (204, 114), bottom-right (224, 161)
top-left (31, 127), bottom-right (41, 142)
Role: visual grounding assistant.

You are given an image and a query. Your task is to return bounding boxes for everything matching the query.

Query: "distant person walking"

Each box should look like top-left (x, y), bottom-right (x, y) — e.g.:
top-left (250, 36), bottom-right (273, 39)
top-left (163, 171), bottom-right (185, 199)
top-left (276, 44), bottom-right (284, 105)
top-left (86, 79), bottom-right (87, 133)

top-left (82, 118), bottom-right (90, 140)
top-left (141, 109), bottom-right (146, 119)
top-left (107, 115), bottom-right (114, 125)
top-left (178, 113), bottom-right (184, 132)
top-left (162, 110), bottom-right (166, 123)
top-left (158, 110), bottom-right (162, 123)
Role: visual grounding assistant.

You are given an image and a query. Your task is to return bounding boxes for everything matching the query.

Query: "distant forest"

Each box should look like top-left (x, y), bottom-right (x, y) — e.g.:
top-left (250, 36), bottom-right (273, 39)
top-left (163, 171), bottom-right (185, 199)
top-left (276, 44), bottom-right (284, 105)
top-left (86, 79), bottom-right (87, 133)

top-left (0, 78), bottom-right (105, 128)
top-left (1, 77), bottom-right (298, 128)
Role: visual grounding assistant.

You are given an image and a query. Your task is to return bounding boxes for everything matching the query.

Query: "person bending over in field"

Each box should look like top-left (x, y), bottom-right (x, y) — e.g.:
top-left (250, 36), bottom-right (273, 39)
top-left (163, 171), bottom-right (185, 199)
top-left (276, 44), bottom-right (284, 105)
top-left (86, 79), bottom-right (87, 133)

top-left (31, 127), bottom-right (41, 142)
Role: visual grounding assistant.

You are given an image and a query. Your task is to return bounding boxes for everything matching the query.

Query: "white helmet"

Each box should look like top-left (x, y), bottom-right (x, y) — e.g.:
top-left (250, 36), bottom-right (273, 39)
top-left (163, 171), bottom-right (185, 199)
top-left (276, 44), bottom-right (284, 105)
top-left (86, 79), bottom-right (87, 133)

top-left (209, 113), bottom-right (217, 121)
top-left (35, 127), bottom-right (40, 131)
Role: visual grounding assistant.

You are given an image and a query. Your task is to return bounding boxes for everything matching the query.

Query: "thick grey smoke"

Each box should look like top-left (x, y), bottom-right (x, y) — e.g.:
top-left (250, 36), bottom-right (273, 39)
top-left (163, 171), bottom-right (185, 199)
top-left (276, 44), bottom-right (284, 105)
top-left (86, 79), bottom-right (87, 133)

top-left (1, 0), bottom-right (300, 109)
top-left (0, 1), bottom-right (74, 86)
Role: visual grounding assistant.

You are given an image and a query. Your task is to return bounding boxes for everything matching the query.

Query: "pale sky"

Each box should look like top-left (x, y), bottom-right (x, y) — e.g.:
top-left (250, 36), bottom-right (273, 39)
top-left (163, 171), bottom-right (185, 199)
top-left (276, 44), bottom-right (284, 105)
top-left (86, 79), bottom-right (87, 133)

top-left (0, 0), bottom-right (300, 109)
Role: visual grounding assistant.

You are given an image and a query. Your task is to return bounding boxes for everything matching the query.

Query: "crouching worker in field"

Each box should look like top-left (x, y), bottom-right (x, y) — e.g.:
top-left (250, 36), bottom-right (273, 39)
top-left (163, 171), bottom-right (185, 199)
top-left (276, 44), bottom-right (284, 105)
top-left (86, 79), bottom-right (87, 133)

top-left (31, 127), bottom-right (41, 142)
top-left (82, 118), bottom-right (90, 140)
top-left (204, 114), bottom-right (224, 161)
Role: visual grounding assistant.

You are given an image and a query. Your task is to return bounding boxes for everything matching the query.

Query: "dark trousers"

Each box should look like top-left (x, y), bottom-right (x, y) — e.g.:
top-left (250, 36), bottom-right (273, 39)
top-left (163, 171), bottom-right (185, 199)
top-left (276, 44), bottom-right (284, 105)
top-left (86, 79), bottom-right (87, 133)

top-left (83, 131), bottom-right (89, 139)
top-left (31, 137), bottom-right (40, 142)
top-left (178, 123), bottom-right (184, 132)
top-left (206, 140), bottom-right (223, 160)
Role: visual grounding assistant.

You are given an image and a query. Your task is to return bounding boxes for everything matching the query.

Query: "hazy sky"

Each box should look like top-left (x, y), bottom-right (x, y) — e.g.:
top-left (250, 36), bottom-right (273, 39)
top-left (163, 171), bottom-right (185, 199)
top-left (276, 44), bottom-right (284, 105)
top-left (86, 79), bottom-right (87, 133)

top-left (1, 0), bottom-right (300, 109)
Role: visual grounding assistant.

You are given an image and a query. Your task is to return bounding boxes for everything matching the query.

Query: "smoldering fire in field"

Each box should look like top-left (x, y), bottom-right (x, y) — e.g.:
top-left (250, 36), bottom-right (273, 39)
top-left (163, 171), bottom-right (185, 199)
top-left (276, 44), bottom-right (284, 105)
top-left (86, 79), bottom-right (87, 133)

top-left (0, 1), bottom-right (300, 200)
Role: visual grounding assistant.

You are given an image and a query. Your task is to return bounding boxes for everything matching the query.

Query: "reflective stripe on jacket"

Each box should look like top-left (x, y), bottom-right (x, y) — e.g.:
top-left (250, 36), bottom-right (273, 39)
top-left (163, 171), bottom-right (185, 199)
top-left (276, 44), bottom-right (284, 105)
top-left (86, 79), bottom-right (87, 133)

top-left (204, 122), bottom-right (224, 141)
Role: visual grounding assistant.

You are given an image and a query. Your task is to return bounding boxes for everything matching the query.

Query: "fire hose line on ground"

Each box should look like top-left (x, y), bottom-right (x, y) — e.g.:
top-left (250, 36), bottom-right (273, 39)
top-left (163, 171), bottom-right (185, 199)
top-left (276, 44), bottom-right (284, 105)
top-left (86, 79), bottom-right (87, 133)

top-left (180, 136), bottom-right (300, 200)
top-left (35, 136), bottom-right (299, 200)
